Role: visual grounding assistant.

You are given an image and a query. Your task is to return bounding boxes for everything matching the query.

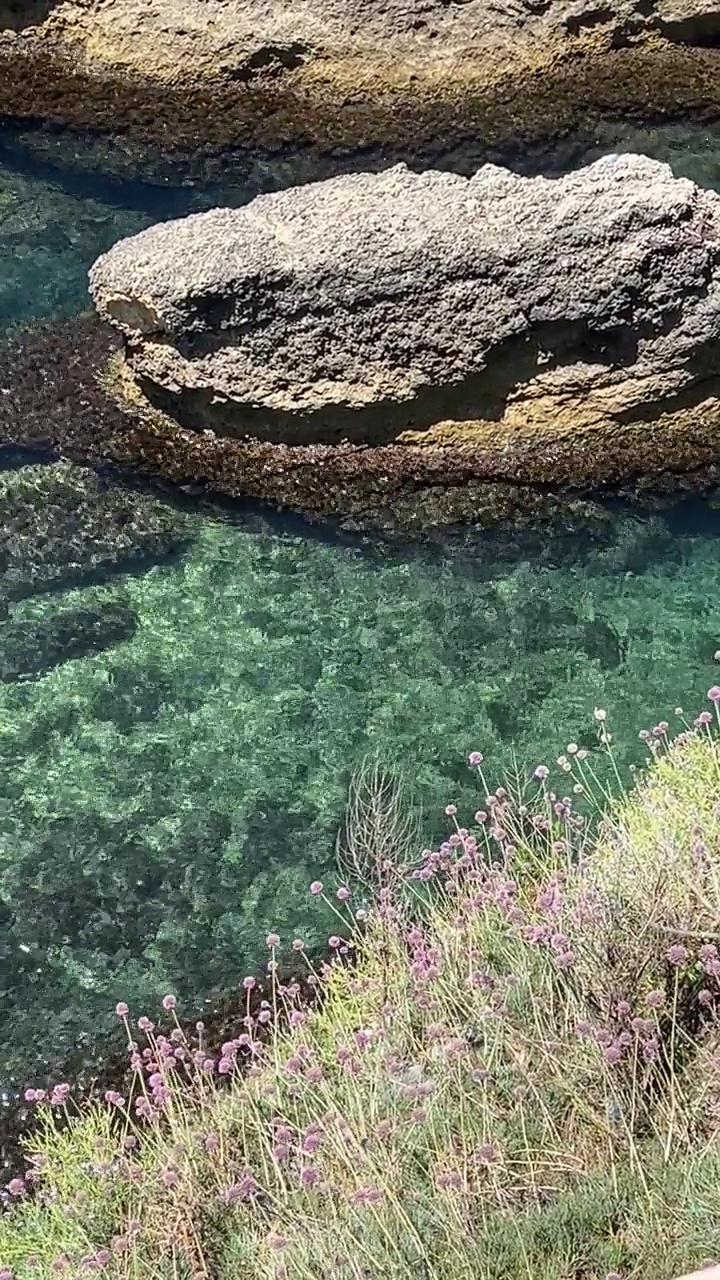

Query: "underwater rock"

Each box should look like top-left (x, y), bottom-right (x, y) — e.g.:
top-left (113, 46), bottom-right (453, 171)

top-left (0, 462), bottom-right (192, 606)
top-left (3, 0), bottom-right (720, 155)
top-left (89, 154), bottom-right (720, 509)
top-left (0, 600), bottom-right (137, 682)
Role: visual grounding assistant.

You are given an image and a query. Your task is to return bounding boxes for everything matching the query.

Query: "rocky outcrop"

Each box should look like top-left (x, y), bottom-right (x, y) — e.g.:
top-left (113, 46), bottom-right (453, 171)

top-left (3, 0), bottom-right (720, 154)
top-left (88, 153), bottom-right (720, 526)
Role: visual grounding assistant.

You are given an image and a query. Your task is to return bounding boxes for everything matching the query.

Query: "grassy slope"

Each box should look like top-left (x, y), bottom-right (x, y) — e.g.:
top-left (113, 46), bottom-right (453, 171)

top-left (4, 716), bottom-right (720, 1278)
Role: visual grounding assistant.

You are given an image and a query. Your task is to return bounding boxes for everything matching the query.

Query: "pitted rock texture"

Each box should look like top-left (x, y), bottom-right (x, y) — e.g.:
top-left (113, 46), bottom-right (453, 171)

top-left (90, 154), bottom-right (720, 476)
top-left (12, 0), bottom-right (720, 77)
top-left (3, 0), bottom-right (720, 151)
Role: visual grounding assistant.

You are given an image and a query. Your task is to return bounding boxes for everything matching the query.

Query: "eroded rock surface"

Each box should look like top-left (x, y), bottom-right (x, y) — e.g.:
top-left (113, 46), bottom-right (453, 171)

top-left (3, 0), bottom-right (720, 152)
top-left (90, 153), bottom-right (720, 498)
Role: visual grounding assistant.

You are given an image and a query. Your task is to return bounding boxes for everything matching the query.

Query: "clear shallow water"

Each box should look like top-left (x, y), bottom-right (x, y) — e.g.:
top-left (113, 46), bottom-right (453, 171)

top-left (2, 119), bottom-right (720, 1087)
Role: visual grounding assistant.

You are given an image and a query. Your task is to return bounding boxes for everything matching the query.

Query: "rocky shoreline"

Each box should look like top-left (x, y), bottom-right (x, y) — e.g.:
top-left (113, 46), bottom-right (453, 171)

top-left (2, 1), bottom-right (720, 156)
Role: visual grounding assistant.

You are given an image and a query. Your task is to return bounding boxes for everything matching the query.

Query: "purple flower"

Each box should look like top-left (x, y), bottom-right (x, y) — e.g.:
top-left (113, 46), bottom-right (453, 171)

top-left (114, 1002), bottom-right (129, 1018)
top-left (104, 1090), bottom-right (125, 1107)
top-left (445, 804), bottom-right (457, 817)
top-left (292, 938), bottom-right (305, 951)
top-left (162, 994), bottom-right (176, 1011)
top-left (352, 1186), bottom-right (383, 1205)
top-left (533, 765), bottom-right (549, 781)
top-left (266, 933), bottom-right (280, 947)
top-left (161, 1167), bottom-right (179, 1188)
top-left (309, 881), bottom-right (324, 896)
top-left (336, 886), bottom-right (351, 902)
top-left (223, 1175), bottom-right (257, 1204)
top-left (135, 1097), bottom-right (155, 1119)
top-left (300, 1167), bottom-right (319, 1188)
top-left (709, 686), bottom-right (720, 703)
top-left (6, 1177), bottom-right (24, 1197)
top-left (0, 1269), bottom-right (12, 1280)
top-left (137, 1016), bottom-right (154, 1033)
top-left (603, 1041), bottom-right (623, 1065)
top-left (666, 943), bottom-right (688, 966)
top-left (475, 1143), bottom-right (498, 1165)
top-left (468, 751), bottom-right (484, 767)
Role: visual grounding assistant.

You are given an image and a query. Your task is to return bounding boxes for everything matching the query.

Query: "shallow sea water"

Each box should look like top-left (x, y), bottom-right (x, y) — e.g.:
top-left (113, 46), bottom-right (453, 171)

top-left (1, 118), bottom-right (720, 1094)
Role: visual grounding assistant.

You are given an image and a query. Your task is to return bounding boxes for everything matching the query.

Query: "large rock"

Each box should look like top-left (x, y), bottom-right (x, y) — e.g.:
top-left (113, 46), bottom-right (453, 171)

top-left (2, 0), bottom-right (720, 153)
top-left (90, 153), bottom-right (720, 520)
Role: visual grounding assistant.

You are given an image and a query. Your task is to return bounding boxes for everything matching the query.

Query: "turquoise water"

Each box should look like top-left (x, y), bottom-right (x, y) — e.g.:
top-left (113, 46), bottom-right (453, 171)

top-left (2, 120), bottom-right (720, 1090)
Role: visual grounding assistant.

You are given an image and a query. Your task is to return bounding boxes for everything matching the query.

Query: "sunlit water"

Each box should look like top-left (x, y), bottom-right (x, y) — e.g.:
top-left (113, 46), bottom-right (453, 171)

top-left (1, 118), bottom-right (720, 1091)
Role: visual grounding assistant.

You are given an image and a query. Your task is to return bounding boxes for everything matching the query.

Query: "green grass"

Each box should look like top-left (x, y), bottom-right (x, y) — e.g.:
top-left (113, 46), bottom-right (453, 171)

top-left (3, 711), bottom-right (720, 1279)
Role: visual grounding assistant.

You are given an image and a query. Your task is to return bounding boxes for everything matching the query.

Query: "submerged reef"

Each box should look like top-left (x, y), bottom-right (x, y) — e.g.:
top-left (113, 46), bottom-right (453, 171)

top-left (0, 444), bottom-right (719, 1090)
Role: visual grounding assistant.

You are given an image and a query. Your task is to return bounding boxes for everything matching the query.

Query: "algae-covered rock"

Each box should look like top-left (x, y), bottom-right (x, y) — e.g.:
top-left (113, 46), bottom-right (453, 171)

top-left (3, 0), bottom-right (720, 154)
top-left (0, 461), bottom-right (192, 604)
top-left (89, 154), bottom-right (720, 506)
